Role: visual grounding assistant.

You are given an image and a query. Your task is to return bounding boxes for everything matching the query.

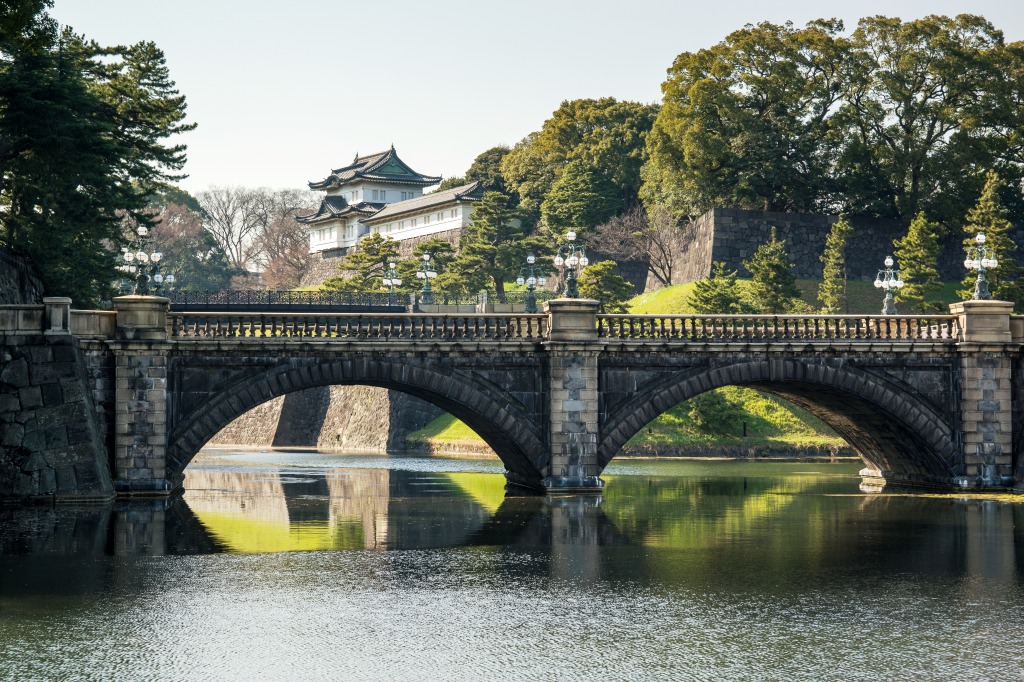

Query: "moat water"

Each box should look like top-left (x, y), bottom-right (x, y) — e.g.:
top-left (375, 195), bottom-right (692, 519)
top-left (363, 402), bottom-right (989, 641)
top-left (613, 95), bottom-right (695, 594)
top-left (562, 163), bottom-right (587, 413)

top-left (1, 451), bottom-right (1022, 681)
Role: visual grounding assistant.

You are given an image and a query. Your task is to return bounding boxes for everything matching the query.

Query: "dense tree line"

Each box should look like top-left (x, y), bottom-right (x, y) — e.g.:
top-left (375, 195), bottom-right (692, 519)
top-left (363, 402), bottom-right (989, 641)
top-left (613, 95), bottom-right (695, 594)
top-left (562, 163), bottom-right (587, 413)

top-left (642, 15), bottom-right (1024, 228)
top-left (0, 0), bottom-right (193, 305)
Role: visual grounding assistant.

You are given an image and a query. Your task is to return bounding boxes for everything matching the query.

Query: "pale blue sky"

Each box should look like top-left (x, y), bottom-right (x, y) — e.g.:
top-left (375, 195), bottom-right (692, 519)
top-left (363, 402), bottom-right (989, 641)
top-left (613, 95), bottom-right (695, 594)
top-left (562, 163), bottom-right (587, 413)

top-left (51, 1), bottom-right (1024, 194)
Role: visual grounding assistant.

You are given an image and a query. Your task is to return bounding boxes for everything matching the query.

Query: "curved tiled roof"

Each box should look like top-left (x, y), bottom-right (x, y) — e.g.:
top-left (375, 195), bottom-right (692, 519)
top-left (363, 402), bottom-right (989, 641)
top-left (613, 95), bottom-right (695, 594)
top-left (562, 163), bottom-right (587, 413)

top-left (363, 181), bottom-right (484, 224)
top-left (296, 197), bottom-right (384, 224)
top-left (308, 147), bottom-right (441, 191)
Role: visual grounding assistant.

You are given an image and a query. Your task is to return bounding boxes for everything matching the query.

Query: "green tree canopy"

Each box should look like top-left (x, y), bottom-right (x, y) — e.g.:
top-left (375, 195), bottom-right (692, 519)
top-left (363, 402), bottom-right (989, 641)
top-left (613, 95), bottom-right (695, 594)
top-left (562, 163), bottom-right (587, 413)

top-left (689, 262), bottom-right (750, 314)
top-left (642, 15), bottom-right (1024, 227)
top-left (501, 98), bottom-right (658, 225)
top-left (893, 212), bottom-right (944, 312)
top-left (465, 146), bottom-right (511, 196)
top-left (743, 227), bottom-right (801, 313)
top-left (0, 2), bottom-right (193, 305)
top-left (540, 159), bottom-right (623, 232)
top-left (448, 191), bottom-right (548, 298)
top-left (817, 214), bottom-right (853, 313)
top-left (576, 260), bottom-right (633, 313)
top-left (642, 19), bottom-right (848, 219)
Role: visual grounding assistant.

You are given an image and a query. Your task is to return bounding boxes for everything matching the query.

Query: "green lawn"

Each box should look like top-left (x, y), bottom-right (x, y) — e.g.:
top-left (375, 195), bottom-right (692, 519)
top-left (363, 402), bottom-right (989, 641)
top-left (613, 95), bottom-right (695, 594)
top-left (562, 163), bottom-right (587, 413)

top-left (629, 278), bottom-right (965, 315)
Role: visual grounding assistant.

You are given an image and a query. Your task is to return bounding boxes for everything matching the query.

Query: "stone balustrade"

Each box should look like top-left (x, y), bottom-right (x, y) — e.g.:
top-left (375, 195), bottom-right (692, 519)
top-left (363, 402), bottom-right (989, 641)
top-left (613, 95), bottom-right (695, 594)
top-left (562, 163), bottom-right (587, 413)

top-left (168, 312), bottom-right (549, 341)
top-left (598, 313), bottom-right (960, 342)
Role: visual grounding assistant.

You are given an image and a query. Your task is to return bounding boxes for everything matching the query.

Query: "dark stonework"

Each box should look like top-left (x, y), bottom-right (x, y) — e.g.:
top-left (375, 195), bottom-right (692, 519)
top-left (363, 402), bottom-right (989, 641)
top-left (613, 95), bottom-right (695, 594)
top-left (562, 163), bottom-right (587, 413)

top-left (0, 333), bottom-right (114, 501)
top-left (655, 207), bottom-right (1024, 289)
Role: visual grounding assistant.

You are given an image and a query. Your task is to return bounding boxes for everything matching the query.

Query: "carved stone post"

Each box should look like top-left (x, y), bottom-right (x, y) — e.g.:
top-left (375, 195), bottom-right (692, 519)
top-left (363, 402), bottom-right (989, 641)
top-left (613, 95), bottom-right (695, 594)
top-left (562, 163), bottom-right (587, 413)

top-left (543, 298), bottom-right (603, 491)
top-left (42, 296), bottom-right (71, 335)
top-left (950, 300), bottom-right (1015, 487)
top-left (110, 296), bottom-right (176, 494)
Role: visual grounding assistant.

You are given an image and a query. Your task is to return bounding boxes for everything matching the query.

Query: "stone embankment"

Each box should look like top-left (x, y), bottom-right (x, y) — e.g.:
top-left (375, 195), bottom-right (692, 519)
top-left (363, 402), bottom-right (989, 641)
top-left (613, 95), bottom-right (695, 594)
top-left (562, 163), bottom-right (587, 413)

top-left (0, 301), bottom-right (114, 500)
top-left (210, 386), bottom-right (442, 453)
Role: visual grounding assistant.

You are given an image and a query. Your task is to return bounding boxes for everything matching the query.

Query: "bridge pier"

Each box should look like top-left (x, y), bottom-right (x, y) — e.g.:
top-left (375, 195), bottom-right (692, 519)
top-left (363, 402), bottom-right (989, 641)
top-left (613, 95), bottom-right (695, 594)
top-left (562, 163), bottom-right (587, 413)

top-left (951, 300), bottom-right (1017, 488)
top-left (110, 296), bottom-right (177, 495)
top-left (542, 299), bottom-right (604, 492)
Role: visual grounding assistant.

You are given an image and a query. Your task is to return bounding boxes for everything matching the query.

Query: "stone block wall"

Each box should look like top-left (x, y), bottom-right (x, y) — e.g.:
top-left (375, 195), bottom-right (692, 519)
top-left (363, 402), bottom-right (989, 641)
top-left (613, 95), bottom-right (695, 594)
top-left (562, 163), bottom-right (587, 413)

top-left (207, 385), bottom-right (444, 454)
top-left (656, 208), bottom-right (1021, 288)
top-left (0, 332), bottom-right (113, 500)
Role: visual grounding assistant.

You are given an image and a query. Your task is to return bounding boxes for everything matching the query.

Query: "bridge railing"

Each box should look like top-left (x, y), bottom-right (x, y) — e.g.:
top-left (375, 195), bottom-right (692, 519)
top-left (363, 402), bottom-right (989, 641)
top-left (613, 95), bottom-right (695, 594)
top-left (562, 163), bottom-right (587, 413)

top-left (168, 312), bottom-right (549, 341)
top-left (597, 314), bottom-right (961, 342)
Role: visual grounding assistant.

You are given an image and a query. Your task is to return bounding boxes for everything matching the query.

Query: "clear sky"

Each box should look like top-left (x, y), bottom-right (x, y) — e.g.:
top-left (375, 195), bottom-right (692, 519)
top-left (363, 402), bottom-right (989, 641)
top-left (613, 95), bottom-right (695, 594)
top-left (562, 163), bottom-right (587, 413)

top-left (50, 0), bottom-right (1024, 195)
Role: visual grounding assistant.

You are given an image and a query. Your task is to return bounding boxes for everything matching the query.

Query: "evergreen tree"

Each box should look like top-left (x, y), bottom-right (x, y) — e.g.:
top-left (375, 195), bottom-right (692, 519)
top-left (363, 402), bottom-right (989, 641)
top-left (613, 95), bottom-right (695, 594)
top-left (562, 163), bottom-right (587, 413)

top-left (893, 211), bottom-right (944, 312)
top-left (0, 4), bottom-right (193, 305)
top-left (689, 261), bottom-right (749, 313)
top-left (817, 214), bottom-right (853, 313)
top-left (322, 233), bottom-right (400, 292)
top-left (540, 159), bottom-right (623, 231)
top-left (449, 191), bottom-right (547, 299)
top-left (743, 227), bottom-right (801, 313)
top-left (411, 238), bottom-right (458, 300)
top-left (960, 171), bottom-right (1022, 305)
top-left (577, 260), bottom-right (633, 312)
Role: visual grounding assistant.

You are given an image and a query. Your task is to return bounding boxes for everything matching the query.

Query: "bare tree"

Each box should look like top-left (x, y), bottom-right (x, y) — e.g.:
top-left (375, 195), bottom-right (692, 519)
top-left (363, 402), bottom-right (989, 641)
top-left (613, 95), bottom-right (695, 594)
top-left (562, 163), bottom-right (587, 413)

top-left (588, 206), bottom-right (648, 261)
top-left (197, 187), bottom-right (317, 289)
top-left (253, 189), bottom-right (317, 289)
top-left (197, 186), bottom-right (271, 271)
top-left (590, 206), bottom-right (692, 287)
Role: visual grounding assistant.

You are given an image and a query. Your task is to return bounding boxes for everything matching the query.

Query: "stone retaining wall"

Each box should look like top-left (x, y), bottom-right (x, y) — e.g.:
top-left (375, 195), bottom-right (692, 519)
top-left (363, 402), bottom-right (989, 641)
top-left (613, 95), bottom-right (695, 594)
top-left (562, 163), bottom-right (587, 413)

top-left (656, 207), bottom-right (1024, 288)
top-left (0, 332), bottom-right (114, 500)
top-left (208, 386), bottom-right (443, 453)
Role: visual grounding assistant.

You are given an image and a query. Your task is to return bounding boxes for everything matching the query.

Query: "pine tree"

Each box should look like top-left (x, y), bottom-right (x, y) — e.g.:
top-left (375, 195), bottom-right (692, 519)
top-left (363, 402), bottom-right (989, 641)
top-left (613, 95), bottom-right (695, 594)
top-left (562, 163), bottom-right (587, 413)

top-left (449, 191), bottom-right (547, 299)
top-left (577, 260), bottom-right (633, 312)
top-left (689, 262), bottom-right (748, 313)
top-left (322, 233), bottom-right (400, 291)
top-left (743, 227), bottom-right (801, 314)
top-left (817, 214), bottom-right (853, 313)
top-left (893, 212), bottom-right (944, 312)
top-left (0, 5), bottom-right (193, 305)
top-left (960, 171), bottom-right (1022, 305)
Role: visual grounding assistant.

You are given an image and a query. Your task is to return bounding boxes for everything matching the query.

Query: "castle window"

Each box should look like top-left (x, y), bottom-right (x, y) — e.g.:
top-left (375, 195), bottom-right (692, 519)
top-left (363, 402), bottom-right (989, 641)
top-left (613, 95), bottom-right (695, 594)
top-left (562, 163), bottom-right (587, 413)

top-left (413, 218), bottom-right (418, 227)
top-left (424, 214), bottom-right (430, 224)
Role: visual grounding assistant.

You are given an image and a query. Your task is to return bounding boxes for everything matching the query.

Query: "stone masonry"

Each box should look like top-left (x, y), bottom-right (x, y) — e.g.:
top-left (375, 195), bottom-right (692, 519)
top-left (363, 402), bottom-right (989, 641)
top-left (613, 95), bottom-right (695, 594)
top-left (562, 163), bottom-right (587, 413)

top-left (658, 207), bottom-right (1021, 289)
top-left (0, 299), bottom-right (113, 500)
top-left (4, 295), bottom-right (1024, 500)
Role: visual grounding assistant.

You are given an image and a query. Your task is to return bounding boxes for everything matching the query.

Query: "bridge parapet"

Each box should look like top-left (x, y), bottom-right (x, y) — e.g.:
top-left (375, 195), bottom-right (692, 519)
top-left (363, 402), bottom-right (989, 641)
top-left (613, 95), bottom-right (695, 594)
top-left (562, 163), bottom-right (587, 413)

top-left (597, 313), bottom-right (960, 343)
top-left (168, 311), bottom-right (548, 341)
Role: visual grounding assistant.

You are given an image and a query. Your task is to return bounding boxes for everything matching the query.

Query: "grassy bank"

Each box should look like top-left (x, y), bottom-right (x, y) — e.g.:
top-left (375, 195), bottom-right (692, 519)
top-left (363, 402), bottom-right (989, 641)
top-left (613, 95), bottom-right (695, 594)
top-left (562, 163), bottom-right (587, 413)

top-left (405, 385), bottom-right (848, 457)
top-left (630, 278), bottom-right (964, 315)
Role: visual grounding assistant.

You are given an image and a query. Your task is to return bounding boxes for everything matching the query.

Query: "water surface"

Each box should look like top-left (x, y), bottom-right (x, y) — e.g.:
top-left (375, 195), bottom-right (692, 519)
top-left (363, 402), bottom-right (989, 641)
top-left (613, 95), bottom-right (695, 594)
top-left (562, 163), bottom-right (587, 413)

top-left (1, 451), bottom-right (1021, 680)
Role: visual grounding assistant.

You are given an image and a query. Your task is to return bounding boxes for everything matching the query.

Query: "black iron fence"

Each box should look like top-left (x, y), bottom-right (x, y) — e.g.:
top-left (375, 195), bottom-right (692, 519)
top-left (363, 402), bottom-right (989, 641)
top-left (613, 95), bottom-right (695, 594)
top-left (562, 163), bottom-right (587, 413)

top-left (169, 290), bottom-right (405, 312)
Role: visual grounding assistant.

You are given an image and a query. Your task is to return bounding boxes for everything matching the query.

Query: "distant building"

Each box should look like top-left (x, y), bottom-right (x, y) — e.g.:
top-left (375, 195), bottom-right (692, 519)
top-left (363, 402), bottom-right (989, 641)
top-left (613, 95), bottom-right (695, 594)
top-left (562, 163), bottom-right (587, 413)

top-left (298, 146), bottom-right (484, 254)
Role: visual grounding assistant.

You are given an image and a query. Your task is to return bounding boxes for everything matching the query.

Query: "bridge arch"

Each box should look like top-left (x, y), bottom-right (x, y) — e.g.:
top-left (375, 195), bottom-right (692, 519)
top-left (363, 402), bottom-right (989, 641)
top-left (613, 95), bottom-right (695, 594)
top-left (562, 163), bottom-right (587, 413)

top-left (600, 359), bottom-right (961, 485)
top-left (167, 358), bottom-right (549, 488)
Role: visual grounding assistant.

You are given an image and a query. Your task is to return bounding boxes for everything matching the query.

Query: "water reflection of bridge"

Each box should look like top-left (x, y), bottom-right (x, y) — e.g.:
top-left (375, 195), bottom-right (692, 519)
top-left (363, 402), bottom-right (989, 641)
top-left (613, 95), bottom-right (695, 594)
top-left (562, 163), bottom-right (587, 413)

top-left (2, 467), bottom-right (1022, 595)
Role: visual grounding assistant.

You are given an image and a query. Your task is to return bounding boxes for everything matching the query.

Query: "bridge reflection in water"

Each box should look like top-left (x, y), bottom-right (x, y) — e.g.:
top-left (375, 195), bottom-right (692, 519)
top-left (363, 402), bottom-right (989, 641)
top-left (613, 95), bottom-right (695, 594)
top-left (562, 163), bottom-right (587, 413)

top-left (1, 455), bottom-right (1020, 590)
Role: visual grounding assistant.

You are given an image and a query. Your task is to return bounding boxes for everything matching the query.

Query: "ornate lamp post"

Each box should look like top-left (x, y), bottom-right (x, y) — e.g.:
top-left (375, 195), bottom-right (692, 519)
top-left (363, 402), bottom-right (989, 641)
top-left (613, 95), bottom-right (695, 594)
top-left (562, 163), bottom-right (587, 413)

top-left (382, 261), bottom-right (403, 306)
top-left (120, 225), bottom-right (164, 295)
top-left (964, 231), bottom-right (998, 300)
top-left (873, 255), bottom-right (904, 315)
top-left (553, 230), bottom-right (589, 299)
top-left (515, 253), bottom-right (546, 313)
top-left (416, 252), bottom-right (437, 305)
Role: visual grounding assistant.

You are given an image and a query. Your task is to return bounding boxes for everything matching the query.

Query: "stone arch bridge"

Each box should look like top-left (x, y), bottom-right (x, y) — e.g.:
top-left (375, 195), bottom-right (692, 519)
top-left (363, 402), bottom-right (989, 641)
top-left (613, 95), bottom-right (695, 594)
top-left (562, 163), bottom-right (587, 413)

top-left (45, 296), bottom-right (1024, 495)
